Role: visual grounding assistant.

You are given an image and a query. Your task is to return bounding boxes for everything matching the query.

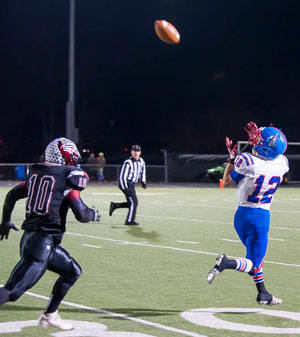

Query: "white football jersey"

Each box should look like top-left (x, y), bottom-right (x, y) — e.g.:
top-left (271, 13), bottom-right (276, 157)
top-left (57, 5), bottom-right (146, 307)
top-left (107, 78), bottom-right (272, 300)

top-left (231, 152), bottom-right (289, 210)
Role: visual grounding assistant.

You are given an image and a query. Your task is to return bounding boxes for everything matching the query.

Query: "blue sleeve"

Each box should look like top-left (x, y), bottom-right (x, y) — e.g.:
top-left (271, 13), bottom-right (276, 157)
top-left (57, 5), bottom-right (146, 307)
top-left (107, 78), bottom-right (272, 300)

top-left (230, 170), bottom-right (245, 183)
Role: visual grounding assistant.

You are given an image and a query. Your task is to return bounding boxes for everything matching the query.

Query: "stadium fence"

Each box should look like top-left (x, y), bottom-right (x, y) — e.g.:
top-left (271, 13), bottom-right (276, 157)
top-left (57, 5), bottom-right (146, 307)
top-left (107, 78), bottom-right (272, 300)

top-left (1, 143), bottom-right (299, 183)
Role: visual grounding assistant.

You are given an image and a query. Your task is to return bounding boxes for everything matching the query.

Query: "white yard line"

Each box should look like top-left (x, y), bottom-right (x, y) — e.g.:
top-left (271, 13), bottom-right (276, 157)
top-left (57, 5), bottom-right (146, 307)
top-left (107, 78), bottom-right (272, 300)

top-left (92, 192), bottom-right (172, 196)
top-left (81, 244), bottom-right (102, 248)
top-left (66, 232), bottom-right (300, 268)
top-left (0, 285), bottom-right (207, 337)
top-left (222, 239), bottom-right (240, 243)
top-left (137, 214), bottom-right (232, 225)
top-left (5, 200), bottom-right (300, 214)
top-left (222, 237), bottom-right (285, 242)
top-left (177, 240), bottom-right (199, 244)
top-left (273, 226), bottom-right (300, 231)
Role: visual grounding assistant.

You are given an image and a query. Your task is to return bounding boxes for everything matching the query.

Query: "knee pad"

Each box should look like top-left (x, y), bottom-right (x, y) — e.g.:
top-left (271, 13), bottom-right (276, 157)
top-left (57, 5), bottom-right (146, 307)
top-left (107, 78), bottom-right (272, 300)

top-left (59, 259), bottom-right (82, 289)
top-left (72, 259), bottom-right (82, 279)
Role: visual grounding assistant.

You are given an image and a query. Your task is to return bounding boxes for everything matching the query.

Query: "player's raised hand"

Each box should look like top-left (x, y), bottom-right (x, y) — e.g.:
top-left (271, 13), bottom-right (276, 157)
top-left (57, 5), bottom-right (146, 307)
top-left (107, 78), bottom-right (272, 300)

top-left (244, 121), bottom-right (262, 146)
top-left (225, 137), bottom-right (237, 160)
top-left (0, 221), bottom-right (19, 240)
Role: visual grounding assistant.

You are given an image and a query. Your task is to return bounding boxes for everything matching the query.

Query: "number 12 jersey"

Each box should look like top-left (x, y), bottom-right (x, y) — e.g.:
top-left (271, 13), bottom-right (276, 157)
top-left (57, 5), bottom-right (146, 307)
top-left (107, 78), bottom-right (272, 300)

top-left (230, 152), bottom-right (289, 210)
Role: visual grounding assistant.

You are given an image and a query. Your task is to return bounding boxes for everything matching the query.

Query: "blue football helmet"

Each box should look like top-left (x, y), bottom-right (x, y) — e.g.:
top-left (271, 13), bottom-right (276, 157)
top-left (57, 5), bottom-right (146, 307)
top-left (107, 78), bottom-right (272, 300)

top-left (254, 127), bottom-right (287, 159)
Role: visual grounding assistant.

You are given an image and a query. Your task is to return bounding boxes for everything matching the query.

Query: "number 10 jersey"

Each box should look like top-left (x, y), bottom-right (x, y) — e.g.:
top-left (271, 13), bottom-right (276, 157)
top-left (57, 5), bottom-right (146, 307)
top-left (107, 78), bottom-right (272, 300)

top-left (22, 163), bottom-right (88, 234)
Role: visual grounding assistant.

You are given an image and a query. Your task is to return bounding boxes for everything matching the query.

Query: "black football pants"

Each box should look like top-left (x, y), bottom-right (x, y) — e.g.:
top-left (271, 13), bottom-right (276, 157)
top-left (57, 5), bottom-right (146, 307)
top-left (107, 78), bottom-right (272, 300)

top-left (4, 231), bottom-right (82, 305)
top-left (115, 184), bottom-right (138, 223)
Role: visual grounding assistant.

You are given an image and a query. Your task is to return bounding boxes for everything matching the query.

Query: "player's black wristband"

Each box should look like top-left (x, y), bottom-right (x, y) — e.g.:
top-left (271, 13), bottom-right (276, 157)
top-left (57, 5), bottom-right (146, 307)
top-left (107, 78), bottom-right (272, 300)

top-left (229, 158), bottom-right (235, 165)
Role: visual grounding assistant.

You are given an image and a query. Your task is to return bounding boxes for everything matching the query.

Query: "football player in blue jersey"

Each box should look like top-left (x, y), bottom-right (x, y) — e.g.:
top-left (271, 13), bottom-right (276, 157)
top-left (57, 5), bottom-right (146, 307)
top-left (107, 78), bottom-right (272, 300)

top-left (207, 122), bottom-right (289, 306)
top-left (0, 138), bottom-right (100, 330)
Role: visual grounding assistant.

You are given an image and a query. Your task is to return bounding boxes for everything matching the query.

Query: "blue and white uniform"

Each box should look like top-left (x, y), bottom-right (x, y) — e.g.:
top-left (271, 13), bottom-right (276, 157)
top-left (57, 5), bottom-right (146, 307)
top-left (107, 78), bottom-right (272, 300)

top-left (230, 152), bottom-right (289, 272)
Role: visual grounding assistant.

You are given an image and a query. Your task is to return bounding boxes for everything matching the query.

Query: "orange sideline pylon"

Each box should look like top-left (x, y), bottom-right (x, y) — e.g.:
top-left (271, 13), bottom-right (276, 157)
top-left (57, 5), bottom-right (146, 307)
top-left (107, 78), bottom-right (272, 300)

top-left (219, 179), bottom-right (224, 189)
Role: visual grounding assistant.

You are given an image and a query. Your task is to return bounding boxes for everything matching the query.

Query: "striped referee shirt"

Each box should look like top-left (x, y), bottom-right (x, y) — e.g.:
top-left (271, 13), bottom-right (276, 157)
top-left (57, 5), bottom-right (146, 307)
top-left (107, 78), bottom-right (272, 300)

top-left (119, 157), bottom-right (146, 189)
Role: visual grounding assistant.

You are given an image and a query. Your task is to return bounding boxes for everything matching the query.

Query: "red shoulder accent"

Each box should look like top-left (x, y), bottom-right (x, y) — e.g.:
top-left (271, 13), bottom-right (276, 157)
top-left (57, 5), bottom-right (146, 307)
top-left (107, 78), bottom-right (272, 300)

top-left (67, 189), bottom-right (80, 201)
top-left (84, 171), bottom-right (89, 181)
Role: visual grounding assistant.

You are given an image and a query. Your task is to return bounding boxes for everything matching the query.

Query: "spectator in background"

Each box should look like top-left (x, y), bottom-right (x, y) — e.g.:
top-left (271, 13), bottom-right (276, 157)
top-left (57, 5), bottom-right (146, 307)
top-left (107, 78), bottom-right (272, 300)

top-left (87, 153), bottom-right (98, 181)
top-left (14, 165), bottom-right (26, 181)
top-left (97, 152), bottom-right (106, 182)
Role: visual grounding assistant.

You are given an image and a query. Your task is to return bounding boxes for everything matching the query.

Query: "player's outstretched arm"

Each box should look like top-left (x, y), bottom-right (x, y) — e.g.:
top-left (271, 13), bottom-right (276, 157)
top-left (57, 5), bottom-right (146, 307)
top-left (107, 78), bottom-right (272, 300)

top-left (66, 190), bottom-right (100, 223)
top-left (0, 183), bottom-right (27, 240)
top-left (222, 162), bottom-right (235, 187)
top-left (223, 137), bottom-right (236, 187)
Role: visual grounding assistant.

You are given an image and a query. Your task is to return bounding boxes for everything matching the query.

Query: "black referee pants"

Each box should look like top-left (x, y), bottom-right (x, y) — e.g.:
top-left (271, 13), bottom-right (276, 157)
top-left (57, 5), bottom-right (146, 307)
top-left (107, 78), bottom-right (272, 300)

top-left (115, 183), bottom-right (138, 223)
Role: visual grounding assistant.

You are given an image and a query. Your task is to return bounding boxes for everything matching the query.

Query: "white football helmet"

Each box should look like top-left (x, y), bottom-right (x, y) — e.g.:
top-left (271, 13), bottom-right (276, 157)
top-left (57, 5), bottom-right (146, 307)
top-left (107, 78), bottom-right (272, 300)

top-left (45, 137), bottom-right (80, 166)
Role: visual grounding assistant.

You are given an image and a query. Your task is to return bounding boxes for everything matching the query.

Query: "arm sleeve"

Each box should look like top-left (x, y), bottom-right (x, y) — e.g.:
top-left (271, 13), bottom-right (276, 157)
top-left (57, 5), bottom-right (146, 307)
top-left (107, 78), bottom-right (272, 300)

top-left (67, 168), bottom-right (89, 191)
top-left (234, 154), bottom-right (252, 175)
top-left (2, 183), bottom-right (27, 222)
top-left (230, 170), bottom-right (245, 183)
top-left (66, 190), bottom-right (97, 223)
top-left (141, 160), bottom-right (146, 183)
top-left (119, 162), bottom-right (129, 189)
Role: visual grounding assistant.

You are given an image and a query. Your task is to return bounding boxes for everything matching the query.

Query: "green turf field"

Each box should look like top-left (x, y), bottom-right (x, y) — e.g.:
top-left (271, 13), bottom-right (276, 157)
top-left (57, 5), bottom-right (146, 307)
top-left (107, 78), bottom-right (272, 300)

top-left (0, 183), bottom-right (300, 337)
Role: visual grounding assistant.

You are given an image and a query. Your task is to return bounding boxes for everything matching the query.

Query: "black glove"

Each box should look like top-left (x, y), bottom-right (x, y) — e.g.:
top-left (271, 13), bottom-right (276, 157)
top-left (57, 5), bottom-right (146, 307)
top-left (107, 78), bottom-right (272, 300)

top-left (0, 221), bottom-right (19, 240)
top-left (92, 207), bottom-right (101, 222)
top-left (141, 182), bottom-right (147, 189)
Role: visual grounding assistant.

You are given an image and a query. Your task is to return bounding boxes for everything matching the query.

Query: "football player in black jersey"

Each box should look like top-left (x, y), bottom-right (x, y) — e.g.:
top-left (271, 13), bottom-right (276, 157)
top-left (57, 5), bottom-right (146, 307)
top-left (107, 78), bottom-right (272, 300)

top-left (0, 138), bottom-right (100, 331)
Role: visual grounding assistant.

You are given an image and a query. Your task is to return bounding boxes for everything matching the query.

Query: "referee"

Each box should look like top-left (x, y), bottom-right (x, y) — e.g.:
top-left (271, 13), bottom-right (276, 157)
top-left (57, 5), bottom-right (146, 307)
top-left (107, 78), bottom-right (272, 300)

top-left (109, 145), bottom-right (146, 225)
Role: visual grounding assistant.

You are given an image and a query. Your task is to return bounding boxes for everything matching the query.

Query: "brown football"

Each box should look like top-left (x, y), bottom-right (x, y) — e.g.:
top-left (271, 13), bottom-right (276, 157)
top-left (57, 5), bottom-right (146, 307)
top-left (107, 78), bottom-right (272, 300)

top-left (154, 20), bottom-right (180, 44)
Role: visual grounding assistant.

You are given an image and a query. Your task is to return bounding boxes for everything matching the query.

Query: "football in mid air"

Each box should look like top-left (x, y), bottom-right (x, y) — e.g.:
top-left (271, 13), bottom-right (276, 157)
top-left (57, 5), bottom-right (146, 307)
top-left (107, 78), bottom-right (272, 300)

top-left (154, 20), bottom-right (180, 44)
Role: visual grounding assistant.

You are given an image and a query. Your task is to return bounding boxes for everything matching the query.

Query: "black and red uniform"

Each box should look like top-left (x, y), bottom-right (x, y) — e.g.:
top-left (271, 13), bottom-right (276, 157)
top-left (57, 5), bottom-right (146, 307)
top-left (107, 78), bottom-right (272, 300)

top-left (0, 163), bottom-right (98, 312)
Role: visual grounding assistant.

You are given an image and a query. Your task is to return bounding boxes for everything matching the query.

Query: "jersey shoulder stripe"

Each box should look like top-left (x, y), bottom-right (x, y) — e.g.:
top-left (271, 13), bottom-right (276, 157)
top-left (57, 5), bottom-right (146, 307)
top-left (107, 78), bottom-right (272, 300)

top-left (67, 170), bottom-right (85, 179)
top-left (240, 153), bottom-right (254, 166)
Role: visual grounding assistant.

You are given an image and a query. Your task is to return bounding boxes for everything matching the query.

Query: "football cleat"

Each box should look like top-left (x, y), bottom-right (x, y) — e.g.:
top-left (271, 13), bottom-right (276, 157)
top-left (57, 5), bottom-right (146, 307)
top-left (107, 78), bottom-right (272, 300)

top-left (207, 268), bottom-right (220, 284)
top-left (207, 254), bottom-right (227, 284)
top-left (257, 293), bottom-right (282, 306)
top-left (109, 202), bottom-right (116, 216)
top-left (38, 310), bottom-right (73, 331)
top-left (125, 221), bottom-right (139, 226)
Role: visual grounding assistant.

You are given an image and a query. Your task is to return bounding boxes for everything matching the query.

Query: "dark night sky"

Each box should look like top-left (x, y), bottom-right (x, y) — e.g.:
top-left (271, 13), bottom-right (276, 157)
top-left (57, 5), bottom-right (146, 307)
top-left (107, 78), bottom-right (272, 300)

top-left (0, 0), bottom-right (300, 162)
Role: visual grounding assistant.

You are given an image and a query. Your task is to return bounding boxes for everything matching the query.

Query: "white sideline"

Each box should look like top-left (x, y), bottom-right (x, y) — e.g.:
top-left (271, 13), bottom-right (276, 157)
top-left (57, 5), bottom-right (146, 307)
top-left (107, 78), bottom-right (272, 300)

top-left (66, 232), bottom-right (300, 268)
top-left (0, 284), bottom-right (207, 337)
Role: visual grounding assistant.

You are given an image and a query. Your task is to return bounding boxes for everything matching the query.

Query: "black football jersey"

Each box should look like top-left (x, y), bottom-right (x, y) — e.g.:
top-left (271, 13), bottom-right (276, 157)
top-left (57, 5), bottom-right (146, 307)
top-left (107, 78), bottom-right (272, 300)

top-left (22, 164), bottom-right (88, 237)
